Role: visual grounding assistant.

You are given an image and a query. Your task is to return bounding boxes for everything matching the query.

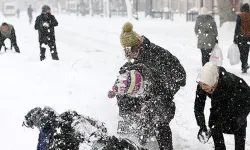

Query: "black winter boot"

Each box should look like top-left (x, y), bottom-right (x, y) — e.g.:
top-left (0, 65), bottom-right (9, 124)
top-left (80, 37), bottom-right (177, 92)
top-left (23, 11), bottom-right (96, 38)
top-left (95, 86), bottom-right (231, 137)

top-left (242, 65), bottom-right (249, 73)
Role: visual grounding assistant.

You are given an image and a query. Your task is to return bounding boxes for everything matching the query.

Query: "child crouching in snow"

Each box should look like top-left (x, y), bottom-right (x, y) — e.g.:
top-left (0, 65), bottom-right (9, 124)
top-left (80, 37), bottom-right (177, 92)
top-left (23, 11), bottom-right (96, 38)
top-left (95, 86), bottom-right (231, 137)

top-left (23, 107), bottom-right (146, 150)
top-left (108, 63), bottom-right (176, 150)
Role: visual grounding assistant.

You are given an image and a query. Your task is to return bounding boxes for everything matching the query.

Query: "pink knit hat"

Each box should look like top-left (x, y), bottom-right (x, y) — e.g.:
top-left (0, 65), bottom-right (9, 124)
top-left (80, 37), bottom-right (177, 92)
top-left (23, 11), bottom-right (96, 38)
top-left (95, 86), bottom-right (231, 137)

top-left (113, 70), bottom-right (144, 96)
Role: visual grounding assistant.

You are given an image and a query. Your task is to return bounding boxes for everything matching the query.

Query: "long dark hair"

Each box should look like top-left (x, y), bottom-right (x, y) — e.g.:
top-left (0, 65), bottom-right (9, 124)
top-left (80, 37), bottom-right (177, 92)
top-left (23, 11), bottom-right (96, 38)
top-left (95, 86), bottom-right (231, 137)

top-left (241, 3), bottom-right (250, 12)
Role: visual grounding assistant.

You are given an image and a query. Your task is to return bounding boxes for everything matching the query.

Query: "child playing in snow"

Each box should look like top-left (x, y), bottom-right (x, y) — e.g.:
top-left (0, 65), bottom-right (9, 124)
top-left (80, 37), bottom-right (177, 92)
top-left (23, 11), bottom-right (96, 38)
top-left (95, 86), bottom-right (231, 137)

top-left (23, 107), bottom-right (146, 150)
top-left (108, 63), bottom-right (176, 150)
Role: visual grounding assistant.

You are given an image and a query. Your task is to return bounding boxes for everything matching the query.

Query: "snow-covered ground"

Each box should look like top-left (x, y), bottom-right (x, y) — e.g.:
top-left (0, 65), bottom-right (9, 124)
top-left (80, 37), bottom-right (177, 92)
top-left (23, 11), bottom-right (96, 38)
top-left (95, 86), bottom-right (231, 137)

top-left (0, 12), bottom-right (249, 150)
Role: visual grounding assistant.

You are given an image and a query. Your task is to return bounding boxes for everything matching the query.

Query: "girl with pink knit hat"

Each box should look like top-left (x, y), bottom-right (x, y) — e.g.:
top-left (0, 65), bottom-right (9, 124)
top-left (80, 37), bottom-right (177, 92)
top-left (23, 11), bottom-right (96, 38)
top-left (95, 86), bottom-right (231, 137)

top-left (108, 63), bottom-right (176, 150)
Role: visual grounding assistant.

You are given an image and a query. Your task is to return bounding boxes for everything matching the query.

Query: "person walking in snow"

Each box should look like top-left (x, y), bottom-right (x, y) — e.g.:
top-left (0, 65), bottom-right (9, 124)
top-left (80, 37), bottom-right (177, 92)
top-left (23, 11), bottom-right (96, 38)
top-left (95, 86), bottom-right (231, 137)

top-left (234, 3), bottom-right (250, 73)
top-left (35, 5), bottom-right (59, 61)
top-left (0, 22), bottom-right (20, 53)
top-left (23, 107), bottom-right (146, 150)
top-left (195, 7), bottom-right (218, 66)
top-left (27, 5), bottom-right (34, 24)
top-left (108, 63), bottom-right (176, 150)
top-left (195, 62), bottom-right (250, 150)
top-left (16, 8), bottom-right (20, 18)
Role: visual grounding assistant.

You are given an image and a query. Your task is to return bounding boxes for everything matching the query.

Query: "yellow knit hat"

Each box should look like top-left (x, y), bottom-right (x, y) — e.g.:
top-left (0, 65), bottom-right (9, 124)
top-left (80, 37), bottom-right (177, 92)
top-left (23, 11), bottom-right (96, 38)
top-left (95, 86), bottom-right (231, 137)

top-left (120, 22), bottom-right (141, 48)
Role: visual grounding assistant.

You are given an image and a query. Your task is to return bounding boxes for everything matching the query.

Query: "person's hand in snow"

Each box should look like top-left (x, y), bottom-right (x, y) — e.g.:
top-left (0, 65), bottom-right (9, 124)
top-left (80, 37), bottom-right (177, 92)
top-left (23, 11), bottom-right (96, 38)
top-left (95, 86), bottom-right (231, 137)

top-left (43, 22), bottom-right (49, 27)
top-left (108, 91), bottom-right (116, 98)
top-left (197, 125), bottom-right (211, 144)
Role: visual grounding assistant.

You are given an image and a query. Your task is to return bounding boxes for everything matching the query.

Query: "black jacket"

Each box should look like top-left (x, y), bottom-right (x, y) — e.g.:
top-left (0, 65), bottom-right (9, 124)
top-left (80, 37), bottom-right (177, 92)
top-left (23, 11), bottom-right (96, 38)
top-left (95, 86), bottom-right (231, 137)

top-left (194, 67), bottom-right (250, 133)
top-left (35, 13), bottom-right (58, 43)
top-left (135, 36), bottom-right (186, 95)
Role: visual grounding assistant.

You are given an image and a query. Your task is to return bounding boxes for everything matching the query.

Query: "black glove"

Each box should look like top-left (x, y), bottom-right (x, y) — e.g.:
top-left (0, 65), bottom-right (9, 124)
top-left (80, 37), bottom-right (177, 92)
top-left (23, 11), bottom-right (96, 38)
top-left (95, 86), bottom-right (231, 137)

top-left (179, 79), bottom-right (186, 87)
top-left (197, 125), bottom-right (211, 144)
top-left (198, 125), bottom-right (207, 134)
top-left (233, 39), bottom-right (237, 44)
top-left (119, 62), bottom-right (132, 74)
top-left (234, 36), bottom-right (238, 44)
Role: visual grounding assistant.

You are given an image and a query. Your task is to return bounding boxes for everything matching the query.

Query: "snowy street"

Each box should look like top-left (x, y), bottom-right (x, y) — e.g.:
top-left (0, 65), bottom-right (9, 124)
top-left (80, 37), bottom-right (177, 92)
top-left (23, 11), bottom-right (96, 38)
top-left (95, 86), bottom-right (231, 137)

top-left (0, 13), bottom-right (249, 149)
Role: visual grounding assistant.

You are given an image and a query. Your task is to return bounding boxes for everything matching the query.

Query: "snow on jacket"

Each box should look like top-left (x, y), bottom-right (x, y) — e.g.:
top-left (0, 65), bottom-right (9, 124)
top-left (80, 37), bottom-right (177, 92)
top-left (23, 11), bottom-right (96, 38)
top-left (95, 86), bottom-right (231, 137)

top-left (37, 128), bottom-right (54, 150)
top-left (194, 67), bottom-right (250, 133)
top-left (134, 36), bottom-right (186, 95)
top-left (23, 107), bottom-right (58, 150)
top-left (24, 108), bottom-right (107, 150)
top-left (117, 63), bottom-right (175, 138)
top-left (35, 13), bottom-right (58, 43)
top-left (195, 14), bottom-right (218, 50)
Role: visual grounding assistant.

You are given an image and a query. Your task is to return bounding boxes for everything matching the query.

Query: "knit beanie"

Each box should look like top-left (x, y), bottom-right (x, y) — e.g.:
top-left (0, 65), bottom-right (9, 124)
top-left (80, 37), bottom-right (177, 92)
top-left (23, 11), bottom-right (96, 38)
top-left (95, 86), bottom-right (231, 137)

top-left (42, 5), bottom-right (51, 13)
top-left (113, 70), bottom-right (144, 96)
top-left (120, 22), bottom-right (141, 48)
top-left (197, 62), bottom-right (219, 88)
top-left (199, 7), bottom-right (209, 15)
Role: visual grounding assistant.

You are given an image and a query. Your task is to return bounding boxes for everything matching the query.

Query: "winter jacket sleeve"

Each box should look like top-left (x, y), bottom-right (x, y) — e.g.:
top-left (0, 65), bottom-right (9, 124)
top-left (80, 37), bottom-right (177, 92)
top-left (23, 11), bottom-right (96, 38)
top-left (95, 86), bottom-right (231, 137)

top-left (35, 16), bottom-right (41, 30)
top-left (212, 19), bottom-right (218, 37)
top-left (10, 27), bottom-right (17, 43)
top-left (234, 15), bottom-right (241, 42)
top-left (194, 85), bottom-right (207, 127)
top-left (230, 76), bottom-right (250, 119)
top-left (0, 33), bottom-right (4, 44)
top-left (50, 15), bottom-right (58, 27)
top-left (37, 130), bottom-right (50, 150)
top-left (161, 50), bottom-right (186, 90)
top-left (194, 20), bottom-right (199, 35)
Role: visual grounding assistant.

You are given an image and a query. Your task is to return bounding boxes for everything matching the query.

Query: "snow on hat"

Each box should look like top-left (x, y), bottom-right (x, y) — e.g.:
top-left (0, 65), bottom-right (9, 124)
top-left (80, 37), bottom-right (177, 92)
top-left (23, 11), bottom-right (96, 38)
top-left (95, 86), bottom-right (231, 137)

top-left (120, 22), bottom-right (141, 48)
top-left (197, 62), bottom-right (219, 88)
top-left (199, 7), bottom-right (209, 15)
top-left (113, 70), bottom-right (144, 96)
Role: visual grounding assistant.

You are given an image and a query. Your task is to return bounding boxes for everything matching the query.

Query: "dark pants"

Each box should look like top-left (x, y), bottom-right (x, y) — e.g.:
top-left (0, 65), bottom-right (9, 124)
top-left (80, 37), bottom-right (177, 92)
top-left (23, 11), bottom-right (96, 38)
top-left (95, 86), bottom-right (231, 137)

top-left (0, 38), bottom-right (20, 53)
top-left (211, 126), bottom-right (246, 150)
top-left (200, 49), bottom-right (213, 66)
top-left (40, 41), bottom-right (59, 61)
top-left (29, 15), bottom-right (33, 24)
top-left (155, 123), bottom-right (173, 150)
top-left (238, 39), bottom-right (250, 70)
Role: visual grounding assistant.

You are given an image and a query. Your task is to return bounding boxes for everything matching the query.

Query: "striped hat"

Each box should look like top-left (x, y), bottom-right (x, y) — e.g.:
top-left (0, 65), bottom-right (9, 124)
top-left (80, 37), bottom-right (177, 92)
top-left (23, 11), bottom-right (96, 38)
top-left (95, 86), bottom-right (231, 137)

top-left (113, 70), bottom-right (144, 96)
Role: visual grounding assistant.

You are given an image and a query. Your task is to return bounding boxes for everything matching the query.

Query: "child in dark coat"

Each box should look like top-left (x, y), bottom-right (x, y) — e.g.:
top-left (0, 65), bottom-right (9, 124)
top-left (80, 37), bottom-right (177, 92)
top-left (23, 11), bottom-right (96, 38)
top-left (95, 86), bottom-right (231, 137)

top-left (108, 63), bottom-right (176, 150)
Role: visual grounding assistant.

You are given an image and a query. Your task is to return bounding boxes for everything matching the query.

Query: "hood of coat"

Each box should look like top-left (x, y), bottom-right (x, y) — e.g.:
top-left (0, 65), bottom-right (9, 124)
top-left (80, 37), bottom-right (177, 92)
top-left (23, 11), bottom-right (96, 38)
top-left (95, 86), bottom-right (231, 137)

top-left (23, 107), bottom-right (58, 130)
top-left (197, 14), bottom-right (214, 22)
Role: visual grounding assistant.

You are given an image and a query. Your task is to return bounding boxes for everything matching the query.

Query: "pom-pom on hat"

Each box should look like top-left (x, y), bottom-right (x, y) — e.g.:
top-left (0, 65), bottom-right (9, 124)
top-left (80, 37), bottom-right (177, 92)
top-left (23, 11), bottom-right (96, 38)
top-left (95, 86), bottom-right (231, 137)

top-left (120, 22), bottom-right (141, 48)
